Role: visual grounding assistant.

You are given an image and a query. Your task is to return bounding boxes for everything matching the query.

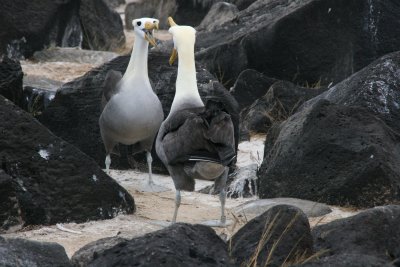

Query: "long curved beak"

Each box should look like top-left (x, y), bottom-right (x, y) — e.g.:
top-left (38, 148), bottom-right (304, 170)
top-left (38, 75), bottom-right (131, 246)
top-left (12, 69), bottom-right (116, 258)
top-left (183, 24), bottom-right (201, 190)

top-left (169, 48), bottom-right (178, 66)
top-left (144, 21), bottom-right (159, 47)
top-left (168, 17), bottom-right (177, 27)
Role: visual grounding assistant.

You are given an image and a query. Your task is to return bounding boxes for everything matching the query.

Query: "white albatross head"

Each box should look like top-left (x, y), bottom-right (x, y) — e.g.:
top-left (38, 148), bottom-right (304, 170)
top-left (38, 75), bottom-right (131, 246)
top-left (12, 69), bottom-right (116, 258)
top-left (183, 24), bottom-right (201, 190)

top-left (167, 17), bottom-right (196, 65)
top-left (132, 17), bottom-right (159, 47)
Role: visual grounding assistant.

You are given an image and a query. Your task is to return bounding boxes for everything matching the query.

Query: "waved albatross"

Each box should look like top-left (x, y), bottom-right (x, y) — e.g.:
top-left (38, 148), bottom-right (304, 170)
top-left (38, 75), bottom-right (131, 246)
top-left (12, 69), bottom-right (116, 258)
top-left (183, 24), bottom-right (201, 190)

top-left (156, 18), bottom-right (236, 226)
top-left (99, 18), bottom-right (164, 189)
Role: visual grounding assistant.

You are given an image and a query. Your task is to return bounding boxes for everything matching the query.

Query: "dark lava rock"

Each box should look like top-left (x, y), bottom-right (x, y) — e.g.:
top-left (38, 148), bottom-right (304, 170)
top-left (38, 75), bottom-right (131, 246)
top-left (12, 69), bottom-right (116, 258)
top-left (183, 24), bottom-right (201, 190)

top-left (0, 236), bottom-right (72, 267)
top-left (0, 57), bottom-right (23, 107)
top-left (230, 69), bottom-right (278, 110)
top-left (195, 0), bottom-right (400, 87)
top-left (234, 0), bottom-right (257, 10)
top-left (71, 236), bottom-right (127, 267)
top-left (304, 51), bottom-right (400, 135)
top-left (312, 205), bottom-right (400, 263)
top-left (103, 0), bottom-right (125, 9)
top-left (22, 87), bottom-right (56, 117)
top-left (0, 171), bottom-right (23, 233)
top-left (197, 2), bottom-right (239, 32)
top-left (0, 95), bottom-right (134, 229)
top-left (39, 51), bottom-right (239, 173)
top-left (240, 81), bottom-right (326, 139)
top-left (86, 223), bottom-right (232, 267)
top-left (293, 253), bottom-right (392, 267)
top-left (80, 0), bottom-right (125, 52)
top-left (258, 99), bottom-right (400, 208)
top-left (125, 0), bottom-right (176, 29)
top-left (0, 0), bottom-right (82, 59)
top-left (231, 204), bottom-right (313, 267)
top-left (174, 0), bottom-right (229, 27)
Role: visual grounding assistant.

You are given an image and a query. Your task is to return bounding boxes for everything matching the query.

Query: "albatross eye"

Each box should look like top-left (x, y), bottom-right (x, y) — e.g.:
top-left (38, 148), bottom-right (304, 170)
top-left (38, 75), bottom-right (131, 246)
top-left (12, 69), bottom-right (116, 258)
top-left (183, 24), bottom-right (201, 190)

top-left (137, 21), bottom-right (142, 26)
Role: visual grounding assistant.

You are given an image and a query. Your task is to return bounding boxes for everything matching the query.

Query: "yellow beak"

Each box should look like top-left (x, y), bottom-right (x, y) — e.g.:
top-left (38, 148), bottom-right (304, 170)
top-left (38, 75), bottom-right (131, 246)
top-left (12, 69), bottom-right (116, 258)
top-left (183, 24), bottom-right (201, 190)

top-left (144, 21), bottom-right (158, 47)
top-left (169, 48), bottom-right (178, 66)
top-left (168, 17), bottom-right (177, 27)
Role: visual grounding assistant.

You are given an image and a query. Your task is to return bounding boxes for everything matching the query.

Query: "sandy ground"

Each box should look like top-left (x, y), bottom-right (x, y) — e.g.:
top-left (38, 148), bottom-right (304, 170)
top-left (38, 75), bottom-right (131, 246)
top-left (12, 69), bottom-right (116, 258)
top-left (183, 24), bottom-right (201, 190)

top-left (2, 136), bottom-right (359, 258)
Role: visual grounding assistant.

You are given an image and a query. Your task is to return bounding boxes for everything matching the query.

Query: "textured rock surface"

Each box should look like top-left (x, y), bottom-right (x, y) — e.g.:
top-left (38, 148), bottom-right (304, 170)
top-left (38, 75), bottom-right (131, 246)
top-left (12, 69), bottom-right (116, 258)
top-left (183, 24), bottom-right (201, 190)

top-left (71, 236), bottom-right (127, 267)
top-left (0, 0), bottom-right (82, 59)
top-left (303, 51), bottom-right (400, 134)
top-left (0, 57), bottom-right (23, 106)
top-left (230, 69), bottom-right (278, 110)
top-left (312, 205), bottom-right (400, 263)
top-left (0, 237), bottom-right (72, 267)
top-left (79, 0), bottom-right (125, 52)
top-left (86, 223), bottom-right (232, 266)
top-left (258, 100), bottom-right (400, 208)
top-left (240, 81), bottom-right (325, 139)
top-left (195, 0), bottom-right (400, 87)
top-left (39, 52), bottom-right (239, 172)
top-left (231, 204), bottom-right (313, 266)
top-left (293, 254), bottom-right (392, 267)
top-left (0, 95), bottom-right (134, 229)
top-left (0, 171), bottom-right (23, 233)
top-left (198, 2), bottom-right (239, 32)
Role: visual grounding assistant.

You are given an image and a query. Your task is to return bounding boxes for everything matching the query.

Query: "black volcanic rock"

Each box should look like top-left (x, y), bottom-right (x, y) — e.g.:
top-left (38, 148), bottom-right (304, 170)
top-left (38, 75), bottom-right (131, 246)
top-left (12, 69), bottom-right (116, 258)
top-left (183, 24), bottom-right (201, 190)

top-left (304, 51), bottom-right (400, 135)
top-left (293, 254), bottom-right (391, 267)
top-left (79, 0), bottom-right (125, 52)
top-left (312, 205), bottom-right (400, 263)
top-left (0, 96), bottom-right (134, 230)
top-left (197, 2), bottom-right (239, 32)
top-left (0, 237), bottom-right (72, 267)
top-left (0, 171), bottom-right (23, 233)
top-left (230, 69), bottom-right (278, 110)
top-left (240, 80), bottom-right (325, 139)
top-left (0, 0), bottom-right (82, 59)
top-left (231, 204), bottom-right (313, 266)
top-left (0, 57), bottom-right (23, 107)
top-left (71, 236), bottom-right (127, 267)
top-left (195, 0), bottom-right (400, 87)
top-left (39, 52), bottom-right (239, 173)
top-left (258, 99), bottom-right (400, 208)
top-left (174, 0), bottom-right (229, 27)
top-left (86, 223), bottom-right (232, 267)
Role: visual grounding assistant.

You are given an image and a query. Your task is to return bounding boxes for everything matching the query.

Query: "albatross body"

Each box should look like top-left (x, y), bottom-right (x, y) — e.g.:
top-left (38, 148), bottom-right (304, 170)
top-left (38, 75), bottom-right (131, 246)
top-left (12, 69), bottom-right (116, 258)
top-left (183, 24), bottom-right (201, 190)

top-left (156, 18), bottom-right (236, 226)
top-left (99, 18), bottom-right (164, 187)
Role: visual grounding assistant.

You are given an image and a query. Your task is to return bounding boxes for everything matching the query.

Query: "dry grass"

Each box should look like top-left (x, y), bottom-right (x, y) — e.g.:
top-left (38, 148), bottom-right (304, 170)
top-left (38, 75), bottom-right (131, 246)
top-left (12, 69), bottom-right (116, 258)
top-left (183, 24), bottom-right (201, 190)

top-left (232, 210), bottom-right (330, 267)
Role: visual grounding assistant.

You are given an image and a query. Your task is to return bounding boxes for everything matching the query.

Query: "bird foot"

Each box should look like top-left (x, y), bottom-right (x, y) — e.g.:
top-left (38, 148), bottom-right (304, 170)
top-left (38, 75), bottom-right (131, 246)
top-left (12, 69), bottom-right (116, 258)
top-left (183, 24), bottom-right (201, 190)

top-left (138, 180), bottom-right (170, 192)
top-left (199, 219), bottom-right (232, 228)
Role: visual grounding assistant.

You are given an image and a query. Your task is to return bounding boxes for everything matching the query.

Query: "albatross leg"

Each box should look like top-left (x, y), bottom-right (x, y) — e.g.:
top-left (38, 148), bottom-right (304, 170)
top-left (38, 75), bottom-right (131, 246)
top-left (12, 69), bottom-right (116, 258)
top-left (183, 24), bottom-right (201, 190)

top-left (219, 188), bottom-right (226, 225)
top-left (138, 151), bottom-right (169, 192)
top-left (105, 154), bottom-right (111, 174)
top-left (146, 151), bottom-right (154, 185)
top-left (200, 167), bottom-right (231, 227)
top-left (172, 190), bottom-right (181, 223)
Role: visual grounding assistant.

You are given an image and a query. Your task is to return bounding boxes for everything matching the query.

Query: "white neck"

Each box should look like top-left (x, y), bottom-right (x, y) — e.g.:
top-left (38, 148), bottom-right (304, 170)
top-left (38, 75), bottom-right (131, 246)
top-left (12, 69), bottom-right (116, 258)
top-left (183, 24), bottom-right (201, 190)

top-left (169, 45), bottom-right (203, 114)
top-left (123, 32), bottom-right (150, 83)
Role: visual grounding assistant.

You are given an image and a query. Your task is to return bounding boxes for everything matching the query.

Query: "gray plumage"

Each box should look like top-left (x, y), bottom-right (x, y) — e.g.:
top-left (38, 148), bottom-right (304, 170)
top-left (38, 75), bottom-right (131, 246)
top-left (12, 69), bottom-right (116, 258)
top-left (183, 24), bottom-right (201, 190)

top-left (98, 18), bottom-right (163, 184)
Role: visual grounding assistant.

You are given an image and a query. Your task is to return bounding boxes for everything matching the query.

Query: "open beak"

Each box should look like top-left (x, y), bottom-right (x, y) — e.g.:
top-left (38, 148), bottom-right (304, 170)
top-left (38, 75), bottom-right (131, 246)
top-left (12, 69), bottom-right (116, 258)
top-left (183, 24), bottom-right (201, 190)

top-left (169, 48), bottom-right (177, 66)
top-left (144, 21), bottom-right (158, 47)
